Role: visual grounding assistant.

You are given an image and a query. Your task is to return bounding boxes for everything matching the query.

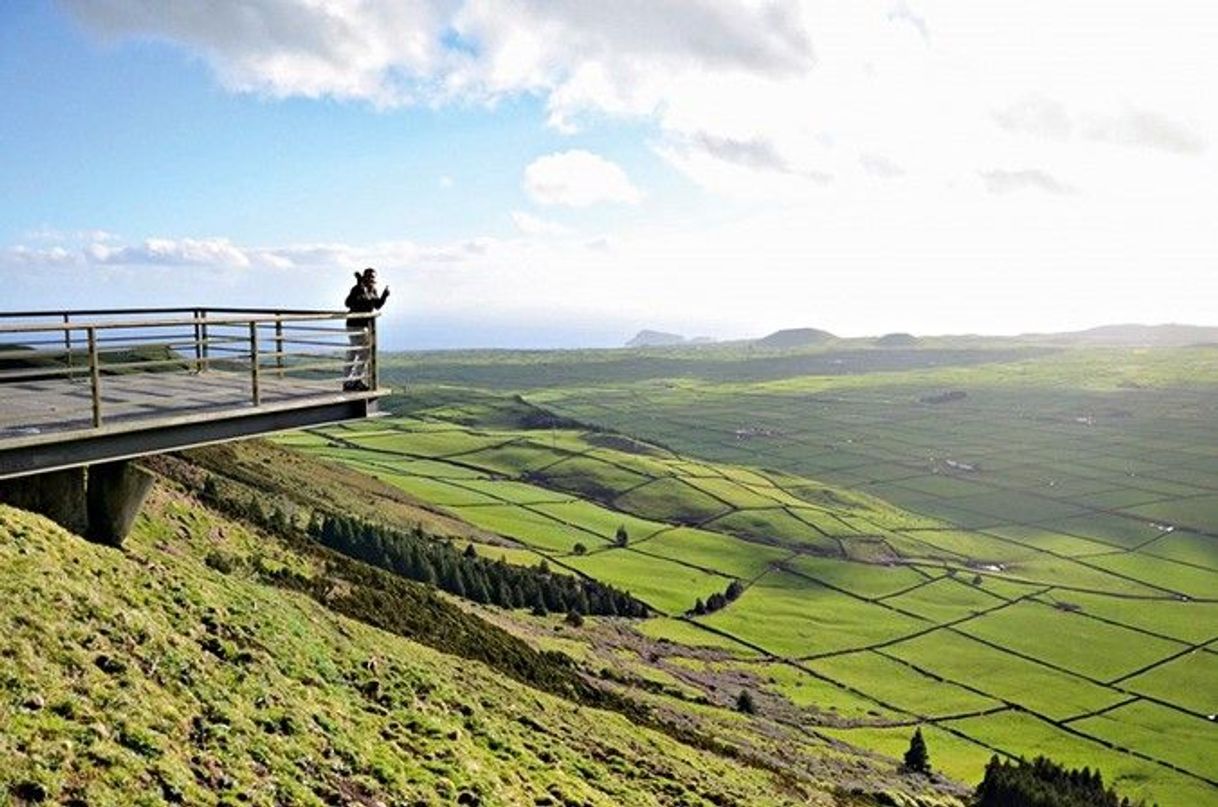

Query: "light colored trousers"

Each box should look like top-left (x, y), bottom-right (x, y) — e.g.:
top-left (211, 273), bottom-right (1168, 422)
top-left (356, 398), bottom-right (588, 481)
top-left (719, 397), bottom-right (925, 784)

top-left (345, 326), bottom-right (369, 381)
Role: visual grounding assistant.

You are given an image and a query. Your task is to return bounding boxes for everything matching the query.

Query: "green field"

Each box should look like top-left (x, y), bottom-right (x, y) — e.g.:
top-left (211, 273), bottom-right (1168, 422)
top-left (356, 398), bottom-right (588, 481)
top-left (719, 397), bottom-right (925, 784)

top-left (269, 343), bottom-right (1218, 804)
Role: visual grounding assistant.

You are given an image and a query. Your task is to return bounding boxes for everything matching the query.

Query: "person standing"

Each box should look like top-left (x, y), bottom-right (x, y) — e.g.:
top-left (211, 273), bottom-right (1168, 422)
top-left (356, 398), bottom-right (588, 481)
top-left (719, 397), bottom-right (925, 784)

top-left (343, 267), bottom-right (389, 391)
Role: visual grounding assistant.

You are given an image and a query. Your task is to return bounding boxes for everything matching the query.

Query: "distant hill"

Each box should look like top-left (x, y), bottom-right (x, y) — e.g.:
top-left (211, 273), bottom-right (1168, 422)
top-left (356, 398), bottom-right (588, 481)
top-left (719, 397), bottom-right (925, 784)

top-left (625, 329), bottom-right (687, 348)
top-left (874, 332), bottom-right (919, 347)
top-left (1047, 324), bottom-right (1218, 347)
top-left (755, 327), bottom-right (837, 348)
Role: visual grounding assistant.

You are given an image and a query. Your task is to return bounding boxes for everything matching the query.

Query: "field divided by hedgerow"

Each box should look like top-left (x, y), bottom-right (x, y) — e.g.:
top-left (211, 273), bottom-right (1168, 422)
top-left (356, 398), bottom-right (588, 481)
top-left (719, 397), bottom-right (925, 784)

top-left (274, 354), bottom-right (1218, 804)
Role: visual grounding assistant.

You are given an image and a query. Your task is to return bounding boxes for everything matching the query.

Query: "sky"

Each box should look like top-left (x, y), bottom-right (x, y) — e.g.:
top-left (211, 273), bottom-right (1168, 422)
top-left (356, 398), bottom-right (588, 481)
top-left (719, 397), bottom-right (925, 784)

top-left (1, 1), bottom-right (1216, 348)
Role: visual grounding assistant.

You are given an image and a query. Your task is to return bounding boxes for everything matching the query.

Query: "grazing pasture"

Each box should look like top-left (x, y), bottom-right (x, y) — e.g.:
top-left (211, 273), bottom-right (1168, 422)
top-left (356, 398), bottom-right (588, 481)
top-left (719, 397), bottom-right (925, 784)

top-left (277, 344), bottom-right (1218, 804)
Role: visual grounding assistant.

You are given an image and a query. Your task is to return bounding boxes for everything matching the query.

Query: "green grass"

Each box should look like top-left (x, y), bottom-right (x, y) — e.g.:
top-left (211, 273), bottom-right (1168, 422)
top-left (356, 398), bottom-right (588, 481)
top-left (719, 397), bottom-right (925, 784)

top-left (446, 478), bottom-right (575, 504)
top-left (883, 631), bottom-right (1125, 720)
top-left (1122, 648), bottom-right (1218, 715)
top-left (819, 723), bottom-right (997, 784)
top-left (942, 711), bottom-right (1214, 806)
top-left (445, 504), bottom-right (606, 554)
top-left (882, 578), bottom-right (1011, 623)
top-left (1073, 700), bottom-right (1218, 781)
top-left (681, 476), bottom-right (789, 509)
top-left (697, 571), bottom-right (927, 659)
top-left (527, 500), bottom-right (669, 543)
top-left (783, 555), bottom-right (930, 600)
top-left (701, 509), bottom-right (839, 552)
top-left (361, 347), bottom-right (1218, 806)
top-left (531, 456), bottom-right (653, 502)
top-left (633, 618), bottom-right (760, 657)
top-left (804, 651), bottom-right (1002, 718)
top-left (640, 527), bottom-right (790, 580)
top-left (1038, 513), bottom-right (1166, 549)
top-left (1143, 529), bottom-right (1218, 570)
top-left (613, 478), bottom-right (731, 525)
top-left (744, 662), bottom-right (895, 721)
top-left (362, 474), bottom-right (504, 506)
top-left (979, 525), bottom-right (1121, 557)
top-left (346, 429), bottom-right (510, 459)
top-left (953, 600), bottom-right (1186, 682)
top-left (0, 502), bottom-right (821, 806)
top-left (1084, 552), bottom-right (1218, 599)
top-left (1032, 590), bottom-right (1218, 644)
top-left (898, 530), bottom-right (1041, 564)
top-left (564, 550), bottom-right (732, 615)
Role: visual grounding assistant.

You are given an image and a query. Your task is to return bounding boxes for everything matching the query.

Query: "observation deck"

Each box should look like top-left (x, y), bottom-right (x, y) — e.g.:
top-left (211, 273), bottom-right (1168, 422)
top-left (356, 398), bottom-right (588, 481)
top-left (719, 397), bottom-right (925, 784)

top-left (0, 307), bottom-right (385, 480)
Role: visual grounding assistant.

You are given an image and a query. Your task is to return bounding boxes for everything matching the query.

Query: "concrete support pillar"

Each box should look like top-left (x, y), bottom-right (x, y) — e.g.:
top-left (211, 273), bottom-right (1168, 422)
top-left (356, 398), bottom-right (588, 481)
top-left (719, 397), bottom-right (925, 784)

top-left (0, 467), bottom-right (88, 535)
top-left (0, 461), bottom-right (152, 547)
top-left (86, 461), bottom-right (154, 547)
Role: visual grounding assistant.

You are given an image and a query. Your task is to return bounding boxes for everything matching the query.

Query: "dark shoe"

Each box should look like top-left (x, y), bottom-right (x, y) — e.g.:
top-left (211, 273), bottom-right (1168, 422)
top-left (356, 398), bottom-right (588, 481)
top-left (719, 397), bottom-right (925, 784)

top-left (354, 381), bottom-right (371, 392)
top-left (342, 380), bottom-right (359, 392)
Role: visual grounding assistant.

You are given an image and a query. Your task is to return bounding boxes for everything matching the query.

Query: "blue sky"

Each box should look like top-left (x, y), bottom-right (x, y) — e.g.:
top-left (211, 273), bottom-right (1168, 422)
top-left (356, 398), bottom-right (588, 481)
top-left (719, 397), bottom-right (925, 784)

top-left (0, 4), bottom-right (675, 247)
top-left (2, 2), bottom-right (1216, 347)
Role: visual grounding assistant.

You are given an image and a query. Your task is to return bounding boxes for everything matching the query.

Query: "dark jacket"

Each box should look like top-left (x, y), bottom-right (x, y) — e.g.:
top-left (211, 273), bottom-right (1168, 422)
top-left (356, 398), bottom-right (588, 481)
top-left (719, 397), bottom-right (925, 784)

top-left (345, 283), bottom-right (388, 329)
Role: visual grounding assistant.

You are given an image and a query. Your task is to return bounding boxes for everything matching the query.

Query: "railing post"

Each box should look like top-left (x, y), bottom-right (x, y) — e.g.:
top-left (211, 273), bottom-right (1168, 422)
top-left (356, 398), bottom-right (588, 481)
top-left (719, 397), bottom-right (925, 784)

top-left (368, 315), bottom-right (378, 390)
top-left (63, 313), bottom-right (74, 381)
top-left (200, 309), bottom-right (209, 373)
top-left (87, 326), bottom-right (102, 428)
top-left (249, 321), bottom-right (261, 406)
top-left (193, 308), bottom-right (203, 373)
top-left (274, 313), bottom-right (284, 378)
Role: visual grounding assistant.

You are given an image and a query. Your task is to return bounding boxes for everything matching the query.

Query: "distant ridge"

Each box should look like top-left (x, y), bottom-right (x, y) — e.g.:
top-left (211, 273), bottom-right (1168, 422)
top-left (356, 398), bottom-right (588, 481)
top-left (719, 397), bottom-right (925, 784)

top-left (755, 327), bottom-right (836, 348)
top-left (1036, 323), bottom-right (1218, 347)
top-left (626, 329), bottom-right (687, 348)
top-left (874, 332), bottom-right (919, 347)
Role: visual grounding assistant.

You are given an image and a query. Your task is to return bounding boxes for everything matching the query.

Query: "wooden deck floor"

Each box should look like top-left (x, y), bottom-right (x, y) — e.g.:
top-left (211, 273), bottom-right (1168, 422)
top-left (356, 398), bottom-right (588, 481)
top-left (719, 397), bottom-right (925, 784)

top-left (0, 370), bottom-right (353, 440)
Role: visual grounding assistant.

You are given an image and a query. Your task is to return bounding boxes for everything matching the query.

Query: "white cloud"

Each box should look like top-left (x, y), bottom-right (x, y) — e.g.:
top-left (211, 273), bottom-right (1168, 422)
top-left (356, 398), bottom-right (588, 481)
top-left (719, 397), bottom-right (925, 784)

top-left (994, 96), bottom-right (1207, 156)
top-left (59, 0), bottom-right (1218, 191)
top-left (510, 211), bottom-right (568, 237)
top-left (45, 0), bottom-right (1218, 340)
top-left (980, 169), bottom-right (1072, 196)
top-left (86, 237), bottom-right (252, 267)
top-left (523, 151), bottom-right (642, 207)
top-left (4, 245), bottom-right (79, 266)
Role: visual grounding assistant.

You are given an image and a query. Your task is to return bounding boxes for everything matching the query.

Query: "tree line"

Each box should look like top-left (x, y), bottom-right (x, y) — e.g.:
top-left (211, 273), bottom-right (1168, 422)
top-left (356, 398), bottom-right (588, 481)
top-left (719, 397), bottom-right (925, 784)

top-left (310, 513), bottom-right (650, 618)
top-left (687, 579), bottom-right (746, 616)
top-left (973, 754), bottom-right (1145, 807)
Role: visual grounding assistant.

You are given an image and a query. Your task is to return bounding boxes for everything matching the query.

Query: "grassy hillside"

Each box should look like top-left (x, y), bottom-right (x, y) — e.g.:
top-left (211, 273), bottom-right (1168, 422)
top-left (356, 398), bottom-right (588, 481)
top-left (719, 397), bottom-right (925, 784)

top-left (1, 458), bottom-right (970, 806)
top-left (274, 365), bottom-right (1218, 806)
top-left (0, 496), bottom-right (833, 806)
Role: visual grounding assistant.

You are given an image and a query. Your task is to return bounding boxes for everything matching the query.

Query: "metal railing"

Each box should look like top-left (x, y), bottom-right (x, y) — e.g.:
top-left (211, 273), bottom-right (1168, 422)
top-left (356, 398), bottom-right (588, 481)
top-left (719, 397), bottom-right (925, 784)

top-left (0, 307), bottom-right (380, 432)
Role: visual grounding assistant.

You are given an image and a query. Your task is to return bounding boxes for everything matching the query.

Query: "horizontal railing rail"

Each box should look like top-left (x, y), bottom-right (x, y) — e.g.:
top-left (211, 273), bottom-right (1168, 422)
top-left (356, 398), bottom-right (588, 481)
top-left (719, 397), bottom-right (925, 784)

top-left (0, 308), bottom-right (381, 435)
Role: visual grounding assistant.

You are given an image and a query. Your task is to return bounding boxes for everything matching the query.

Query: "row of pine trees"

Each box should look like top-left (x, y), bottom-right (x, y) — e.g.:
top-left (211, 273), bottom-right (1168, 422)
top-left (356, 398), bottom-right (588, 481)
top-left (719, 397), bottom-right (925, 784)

top-left (687, 579), bottom-right (746, 616)
top-left (310, 513), bottom-right (650, 618)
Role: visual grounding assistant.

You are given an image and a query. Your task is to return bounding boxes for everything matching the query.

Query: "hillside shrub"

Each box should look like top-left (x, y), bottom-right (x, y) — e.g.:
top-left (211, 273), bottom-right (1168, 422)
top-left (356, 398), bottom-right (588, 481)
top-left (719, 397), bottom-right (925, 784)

top-left (973, 755), bottom-right (1143, 807)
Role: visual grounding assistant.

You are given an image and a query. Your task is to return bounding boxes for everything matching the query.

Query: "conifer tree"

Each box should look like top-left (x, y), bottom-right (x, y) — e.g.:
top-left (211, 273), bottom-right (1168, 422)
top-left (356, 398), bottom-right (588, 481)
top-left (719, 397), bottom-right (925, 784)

top-left (903, 727), bottom-right (931, 774)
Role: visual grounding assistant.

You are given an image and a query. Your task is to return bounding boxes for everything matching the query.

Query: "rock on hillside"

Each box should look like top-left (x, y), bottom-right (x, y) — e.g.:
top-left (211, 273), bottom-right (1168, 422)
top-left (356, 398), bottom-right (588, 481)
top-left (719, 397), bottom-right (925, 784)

top-left (625, 329), bottom-right (687, 347)
top-left (755, 327), bottom-right (837, 348)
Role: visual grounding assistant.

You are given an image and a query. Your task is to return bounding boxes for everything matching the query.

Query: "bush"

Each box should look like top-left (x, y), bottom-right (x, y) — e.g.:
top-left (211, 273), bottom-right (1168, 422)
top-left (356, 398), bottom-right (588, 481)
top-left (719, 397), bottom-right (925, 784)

top-left (614, 525), bottom-right (629, 546)
top-left (735, 689), bottom-right (756, 715)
